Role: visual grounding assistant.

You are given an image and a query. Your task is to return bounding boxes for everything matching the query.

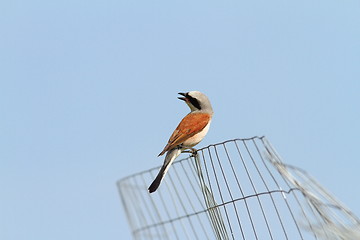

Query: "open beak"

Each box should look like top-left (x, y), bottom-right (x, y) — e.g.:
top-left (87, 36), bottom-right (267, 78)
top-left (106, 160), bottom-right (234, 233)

top-left (178, 92), bottom-right (187, 101)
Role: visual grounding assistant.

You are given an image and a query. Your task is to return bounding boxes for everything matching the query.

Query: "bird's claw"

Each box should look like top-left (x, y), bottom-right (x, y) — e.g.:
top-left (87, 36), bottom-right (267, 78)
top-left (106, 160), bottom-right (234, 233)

top-left (182, 148), bottom-right (198, 157)
top-left (190, 151), bottom-right (198, 158)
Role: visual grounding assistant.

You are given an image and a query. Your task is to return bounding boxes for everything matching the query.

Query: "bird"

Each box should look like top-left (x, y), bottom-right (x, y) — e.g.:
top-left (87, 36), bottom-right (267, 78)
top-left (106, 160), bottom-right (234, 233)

top-left (148, 91), bottom-right (213, 193)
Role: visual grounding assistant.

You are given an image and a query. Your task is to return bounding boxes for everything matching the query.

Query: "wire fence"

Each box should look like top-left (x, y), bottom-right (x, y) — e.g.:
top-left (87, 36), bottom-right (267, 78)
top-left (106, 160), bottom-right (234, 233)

top-left (117, 136), bottom-right (360, 240)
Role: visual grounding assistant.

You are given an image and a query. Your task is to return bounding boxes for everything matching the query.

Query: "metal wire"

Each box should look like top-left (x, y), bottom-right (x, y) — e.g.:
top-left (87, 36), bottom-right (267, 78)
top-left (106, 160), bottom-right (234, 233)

top-left (117, 136), bottom-right (360, 240)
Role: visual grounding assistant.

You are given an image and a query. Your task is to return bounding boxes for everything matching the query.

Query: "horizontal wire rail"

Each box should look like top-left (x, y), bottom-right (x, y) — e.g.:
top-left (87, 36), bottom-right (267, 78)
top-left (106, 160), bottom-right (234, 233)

top-left (117, 136), bottom-right (360, 240)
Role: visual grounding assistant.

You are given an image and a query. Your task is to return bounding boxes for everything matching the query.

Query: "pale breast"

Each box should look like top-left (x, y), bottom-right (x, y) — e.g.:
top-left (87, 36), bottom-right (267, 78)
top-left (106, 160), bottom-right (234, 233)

top-left (182, 120), bottom-right (211, 148)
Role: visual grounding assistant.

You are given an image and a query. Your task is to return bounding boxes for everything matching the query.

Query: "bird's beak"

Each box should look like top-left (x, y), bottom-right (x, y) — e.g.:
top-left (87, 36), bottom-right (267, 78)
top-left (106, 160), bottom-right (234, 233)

top-left (178, 92), bottom-right (187, 101)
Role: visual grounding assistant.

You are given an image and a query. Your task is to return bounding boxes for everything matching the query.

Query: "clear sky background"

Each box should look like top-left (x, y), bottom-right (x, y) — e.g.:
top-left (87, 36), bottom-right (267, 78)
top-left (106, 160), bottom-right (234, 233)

top-left (1, 0), bottom-right (359, 239)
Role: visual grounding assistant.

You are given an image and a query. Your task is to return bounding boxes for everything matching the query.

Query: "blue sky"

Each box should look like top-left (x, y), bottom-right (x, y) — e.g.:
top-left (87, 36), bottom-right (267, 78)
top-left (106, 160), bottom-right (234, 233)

top-left (1, 0), bottom-right (359, 239)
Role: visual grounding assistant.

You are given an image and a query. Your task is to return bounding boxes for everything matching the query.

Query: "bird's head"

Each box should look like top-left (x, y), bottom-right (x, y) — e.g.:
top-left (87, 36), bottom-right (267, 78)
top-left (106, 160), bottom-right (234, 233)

top-left (178, 91), bottom-right (213, 113)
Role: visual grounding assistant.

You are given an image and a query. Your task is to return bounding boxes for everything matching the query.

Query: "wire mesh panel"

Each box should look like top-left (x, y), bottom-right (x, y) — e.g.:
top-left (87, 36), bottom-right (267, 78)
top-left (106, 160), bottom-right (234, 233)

top-left (117, 136), bottom-right (360, 240)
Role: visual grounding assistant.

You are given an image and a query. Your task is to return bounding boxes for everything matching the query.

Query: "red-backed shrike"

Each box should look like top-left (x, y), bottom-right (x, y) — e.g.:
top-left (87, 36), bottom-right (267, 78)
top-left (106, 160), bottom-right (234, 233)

top-left (148, 91), bottom-right (213, 193)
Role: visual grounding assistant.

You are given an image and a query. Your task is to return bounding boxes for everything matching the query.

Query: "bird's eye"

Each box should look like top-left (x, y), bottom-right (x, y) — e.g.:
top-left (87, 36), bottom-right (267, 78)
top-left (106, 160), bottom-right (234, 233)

top-left (188, 96), bottom-right (201, 110)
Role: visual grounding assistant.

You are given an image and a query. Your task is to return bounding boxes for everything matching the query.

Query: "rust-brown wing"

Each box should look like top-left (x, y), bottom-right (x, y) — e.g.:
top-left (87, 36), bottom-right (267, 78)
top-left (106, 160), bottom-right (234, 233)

top-left (158, 113), bottom-right (210, 156)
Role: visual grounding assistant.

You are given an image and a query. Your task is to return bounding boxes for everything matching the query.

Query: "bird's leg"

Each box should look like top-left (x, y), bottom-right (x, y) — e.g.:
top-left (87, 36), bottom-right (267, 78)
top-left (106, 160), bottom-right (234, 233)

top-left (182, 148), bottom-right (198, 157)
top-left (190, 148), bottom-right (198, 157)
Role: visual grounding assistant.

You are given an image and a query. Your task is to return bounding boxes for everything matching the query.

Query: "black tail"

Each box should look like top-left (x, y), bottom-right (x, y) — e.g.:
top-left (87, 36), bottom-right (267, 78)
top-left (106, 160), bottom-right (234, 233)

top-left (148, 168), bottom-right (165, 193)
top-left (148, 148), bottom-right (181, 193)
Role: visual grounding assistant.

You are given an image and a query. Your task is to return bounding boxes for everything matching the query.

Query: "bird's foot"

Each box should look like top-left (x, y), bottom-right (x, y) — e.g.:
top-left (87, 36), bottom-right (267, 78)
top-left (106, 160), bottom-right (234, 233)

top-left (183, 148), bottom-right (198, 157)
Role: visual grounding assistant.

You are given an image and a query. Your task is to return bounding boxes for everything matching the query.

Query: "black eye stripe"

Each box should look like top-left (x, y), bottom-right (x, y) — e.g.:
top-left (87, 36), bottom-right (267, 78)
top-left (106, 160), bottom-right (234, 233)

top-left (187, 95), bottom-right (201, 110)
